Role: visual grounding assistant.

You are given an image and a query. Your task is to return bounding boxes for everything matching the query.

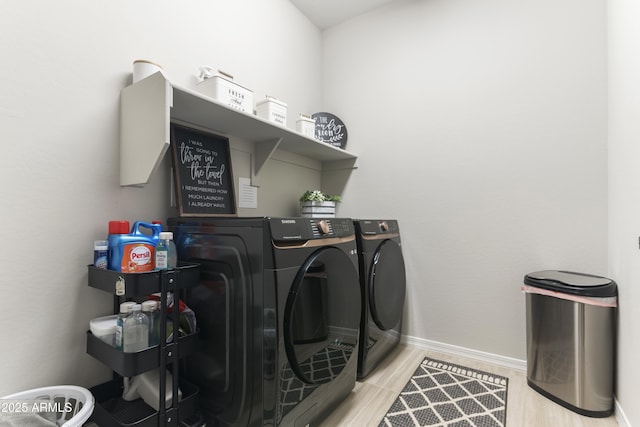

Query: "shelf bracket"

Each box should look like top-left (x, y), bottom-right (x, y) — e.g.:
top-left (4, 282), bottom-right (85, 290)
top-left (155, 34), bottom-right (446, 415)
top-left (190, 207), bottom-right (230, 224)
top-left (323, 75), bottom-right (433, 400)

top-left (321, 158), bottom-right (358, 198)
top-left (251, 138), bottom-right (282, 186)
top-left (322, 158), bottom-right (358, 171)
top-left (120, 72), bottom-right (171, 186)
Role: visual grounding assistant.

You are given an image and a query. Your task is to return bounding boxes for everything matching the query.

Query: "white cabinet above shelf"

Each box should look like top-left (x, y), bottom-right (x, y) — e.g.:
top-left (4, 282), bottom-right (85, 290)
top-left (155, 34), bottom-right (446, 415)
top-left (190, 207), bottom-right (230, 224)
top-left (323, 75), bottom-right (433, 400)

top-left (119, 72), bottom-right (358, 187)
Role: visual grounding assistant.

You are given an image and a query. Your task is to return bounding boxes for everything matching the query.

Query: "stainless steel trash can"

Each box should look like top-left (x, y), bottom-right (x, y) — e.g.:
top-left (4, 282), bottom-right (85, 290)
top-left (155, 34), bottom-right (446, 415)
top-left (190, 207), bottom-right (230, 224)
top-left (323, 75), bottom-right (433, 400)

top-left (523, 270), bottom-right (617, 417)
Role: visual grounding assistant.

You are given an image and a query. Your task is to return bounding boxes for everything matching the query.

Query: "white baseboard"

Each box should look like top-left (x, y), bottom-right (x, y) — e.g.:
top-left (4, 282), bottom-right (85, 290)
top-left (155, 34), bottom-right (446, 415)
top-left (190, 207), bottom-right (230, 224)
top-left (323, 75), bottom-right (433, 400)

top-left (615, 399), bottom-right (631, 427)
top-left (402, 334), bottom-right (630, 426)
top-left (401, 334), bottom-right (527, 371)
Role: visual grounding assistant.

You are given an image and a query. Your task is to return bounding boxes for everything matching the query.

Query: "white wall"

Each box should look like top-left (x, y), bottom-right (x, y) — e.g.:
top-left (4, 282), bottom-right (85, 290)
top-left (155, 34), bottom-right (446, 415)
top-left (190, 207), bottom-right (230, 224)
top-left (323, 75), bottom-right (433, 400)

top-left (0, 0), bottom-right (322, 396)
top-left (608, 0), bottom-right (640, 425)
top-left (323, 0), bottom-right (607, 359)
top-left (4, 0), bottom-right (633, 424)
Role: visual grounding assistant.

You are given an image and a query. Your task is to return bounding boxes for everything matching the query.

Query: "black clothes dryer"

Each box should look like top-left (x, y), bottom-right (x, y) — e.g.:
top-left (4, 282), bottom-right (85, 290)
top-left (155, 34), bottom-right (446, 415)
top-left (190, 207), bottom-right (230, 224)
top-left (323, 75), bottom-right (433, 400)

top-left (353, 219), bottom-right (406, 379)
top-left (169, 217), bottom-right (361, 426)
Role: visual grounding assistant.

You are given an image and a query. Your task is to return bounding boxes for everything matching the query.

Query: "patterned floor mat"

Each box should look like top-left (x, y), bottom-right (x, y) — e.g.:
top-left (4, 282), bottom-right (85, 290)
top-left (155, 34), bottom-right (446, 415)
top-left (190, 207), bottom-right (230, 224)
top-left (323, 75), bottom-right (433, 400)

top-left (379, 357), bottom-right (508, 427)
top-left (278, 343), bottom-right (354, 422)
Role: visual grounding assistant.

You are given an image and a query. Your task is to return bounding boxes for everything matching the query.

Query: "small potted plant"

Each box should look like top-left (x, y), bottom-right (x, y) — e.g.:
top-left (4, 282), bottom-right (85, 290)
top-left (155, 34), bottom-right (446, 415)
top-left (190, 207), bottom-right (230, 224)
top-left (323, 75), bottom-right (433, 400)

top-left (299, 190), bottom-right (342, 217)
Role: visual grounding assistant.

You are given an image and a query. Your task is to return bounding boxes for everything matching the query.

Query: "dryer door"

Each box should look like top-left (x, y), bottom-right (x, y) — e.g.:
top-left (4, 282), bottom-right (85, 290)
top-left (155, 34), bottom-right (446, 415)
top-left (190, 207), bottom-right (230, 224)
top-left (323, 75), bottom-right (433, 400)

top-left (369, 239), bottom-right (406, 330)
top-left (284, 246), bottom-right (361, 385)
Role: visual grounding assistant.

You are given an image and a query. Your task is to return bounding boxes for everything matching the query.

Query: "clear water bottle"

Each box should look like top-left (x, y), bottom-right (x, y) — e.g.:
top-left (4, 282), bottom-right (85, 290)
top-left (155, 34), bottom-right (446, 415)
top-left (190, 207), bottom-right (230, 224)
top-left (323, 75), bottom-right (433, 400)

top-left (156, 231), bottom-right (177, 270)
top-left (141, 300), bottom-right (160, 346)
top-left (123, 304), bottom-right (149, 352)
top-left (115, 301), bottom-right (137, 350)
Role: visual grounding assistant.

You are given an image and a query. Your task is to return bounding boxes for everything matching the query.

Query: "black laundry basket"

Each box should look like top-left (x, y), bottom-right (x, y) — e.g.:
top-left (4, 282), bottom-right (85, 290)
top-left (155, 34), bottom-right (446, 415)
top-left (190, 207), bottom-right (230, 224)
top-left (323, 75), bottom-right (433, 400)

top-left (523, 270), bottom-right (617, 417)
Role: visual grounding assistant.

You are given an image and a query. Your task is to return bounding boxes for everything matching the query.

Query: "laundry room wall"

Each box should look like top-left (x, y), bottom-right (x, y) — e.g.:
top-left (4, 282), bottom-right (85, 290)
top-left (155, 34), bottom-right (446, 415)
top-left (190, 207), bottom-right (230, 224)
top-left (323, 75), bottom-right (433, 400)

top-left (0, 0), bottom-right (322, 396)
top-left (608, 0), bottom-right (640, 424)
top-left (322, 0), bottom-right (607, 360)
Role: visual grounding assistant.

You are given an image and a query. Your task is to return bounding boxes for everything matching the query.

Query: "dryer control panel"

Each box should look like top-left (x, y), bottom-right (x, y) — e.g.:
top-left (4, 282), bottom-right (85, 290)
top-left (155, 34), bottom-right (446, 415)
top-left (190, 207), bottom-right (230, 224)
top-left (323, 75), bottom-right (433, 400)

top-left (269, 218), bottom-right (355, 241)
top-left (357, 219), bottom-right (400, 236)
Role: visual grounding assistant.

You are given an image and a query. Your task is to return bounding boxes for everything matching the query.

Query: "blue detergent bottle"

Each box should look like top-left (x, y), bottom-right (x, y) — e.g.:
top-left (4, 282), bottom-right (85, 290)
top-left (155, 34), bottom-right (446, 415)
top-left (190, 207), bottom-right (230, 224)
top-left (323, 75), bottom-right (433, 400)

top-left (108, 221), bottom-right (162, 272)
top-left (131, 221), bottom-right (163, 244)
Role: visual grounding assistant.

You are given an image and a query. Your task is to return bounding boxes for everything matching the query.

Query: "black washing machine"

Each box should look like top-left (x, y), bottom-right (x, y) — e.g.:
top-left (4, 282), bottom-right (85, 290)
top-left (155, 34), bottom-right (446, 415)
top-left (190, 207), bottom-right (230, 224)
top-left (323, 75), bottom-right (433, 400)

top-left (353, 219), bottom-right (406, 379)
top-left (169, 217), bottom-right (361, 426)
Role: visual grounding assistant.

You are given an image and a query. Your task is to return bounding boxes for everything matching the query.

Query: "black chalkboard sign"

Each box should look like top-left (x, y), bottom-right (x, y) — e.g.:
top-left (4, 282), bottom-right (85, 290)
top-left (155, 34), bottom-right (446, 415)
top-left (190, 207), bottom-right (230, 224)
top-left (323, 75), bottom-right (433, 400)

top-left (170, 123), bottom-right (236, 216)
top-left (312, 112), bottom-right (348, 149)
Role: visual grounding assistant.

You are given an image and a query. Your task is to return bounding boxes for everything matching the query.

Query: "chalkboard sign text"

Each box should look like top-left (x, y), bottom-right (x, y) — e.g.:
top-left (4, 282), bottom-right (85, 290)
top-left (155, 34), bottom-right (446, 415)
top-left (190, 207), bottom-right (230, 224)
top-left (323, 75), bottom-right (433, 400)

top-left (171, 124), bottom-right (236, 216)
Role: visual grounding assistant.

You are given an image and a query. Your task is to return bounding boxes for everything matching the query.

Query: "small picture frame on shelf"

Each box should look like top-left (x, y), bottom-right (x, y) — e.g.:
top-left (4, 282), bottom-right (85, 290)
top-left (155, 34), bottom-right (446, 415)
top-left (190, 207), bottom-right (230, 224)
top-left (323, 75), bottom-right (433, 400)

top-left (170, 123), bottom-right (237, 217)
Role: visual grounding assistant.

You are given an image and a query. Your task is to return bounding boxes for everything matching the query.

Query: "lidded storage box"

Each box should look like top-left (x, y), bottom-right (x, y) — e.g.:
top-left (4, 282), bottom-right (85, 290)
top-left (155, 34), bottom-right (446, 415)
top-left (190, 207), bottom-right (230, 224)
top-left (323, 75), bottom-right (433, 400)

top-left (523, 270), bottom-right (617, 418)
top-left (296, 113), bottom-right (316, 138)
top-left (197, 70), bottom-right (253, 113)
top-left (256, 96), bottom-right (287, 126)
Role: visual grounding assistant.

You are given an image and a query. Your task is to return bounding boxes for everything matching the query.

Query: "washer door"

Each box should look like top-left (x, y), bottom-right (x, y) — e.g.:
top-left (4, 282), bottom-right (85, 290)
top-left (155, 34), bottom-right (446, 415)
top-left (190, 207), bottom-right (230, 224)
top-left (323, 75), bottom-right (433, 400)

top-left (284, 247), bottom-right (360, 385)
top-left (369, 239), bottom-right (406, 331)
top-left (177, 233), bottom-right (255, 425)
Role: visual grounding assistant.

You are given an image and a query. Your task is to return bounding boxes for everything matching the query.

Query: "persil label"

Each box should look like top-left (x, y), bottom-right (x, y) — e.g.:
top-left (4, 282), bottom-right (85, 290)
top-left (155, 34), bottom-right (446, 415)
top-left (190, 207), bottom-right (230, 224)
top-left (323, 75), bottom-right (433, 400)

top-left (121, 243), bottom-right (154, 272)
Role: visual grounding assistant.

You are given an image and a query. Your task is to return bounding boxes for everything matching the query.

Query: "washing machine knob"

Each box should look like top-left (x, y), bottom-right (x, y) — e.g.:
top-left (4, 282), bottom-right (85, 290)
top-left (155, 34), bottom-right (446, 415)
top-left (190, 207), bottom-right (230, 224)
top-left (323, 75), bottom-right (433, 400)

top-left (379, 221), bottom-right (389, 232)
top-left (317, 220), bottom-right (330, 235)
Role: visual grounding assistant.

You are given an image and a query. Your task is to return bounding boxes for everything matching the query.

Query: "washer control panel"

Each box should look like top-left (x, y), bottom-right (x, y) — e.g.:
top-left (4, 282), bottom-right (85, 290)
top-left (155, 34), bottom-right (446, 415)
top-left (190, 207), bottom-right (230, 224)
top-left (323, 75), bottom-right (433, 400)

top-left (312, 219), bottom-right (332, 236)
top-left (270, 217), bottom-right (355, 241)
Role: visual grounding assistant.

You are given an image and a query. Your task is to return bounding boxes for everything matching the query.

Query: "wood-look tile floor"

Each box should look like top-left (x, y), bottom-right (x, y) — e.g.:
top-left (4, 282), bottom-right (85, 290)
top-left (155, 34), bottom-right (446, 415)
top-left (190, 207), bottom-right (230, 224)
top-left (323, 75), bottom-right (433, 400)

top-left (318, 344), bottom-right (619, 427)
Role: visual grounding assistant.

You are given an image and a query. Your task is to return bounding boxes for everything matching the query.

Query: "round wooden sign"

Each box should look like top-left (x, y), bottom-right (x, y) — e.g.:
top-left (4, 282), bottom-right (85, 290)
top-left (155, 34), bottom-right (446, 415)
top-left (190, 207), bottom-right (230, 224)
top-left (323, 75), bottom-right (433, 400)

top-left (312, 112), bottom-right (348, 149)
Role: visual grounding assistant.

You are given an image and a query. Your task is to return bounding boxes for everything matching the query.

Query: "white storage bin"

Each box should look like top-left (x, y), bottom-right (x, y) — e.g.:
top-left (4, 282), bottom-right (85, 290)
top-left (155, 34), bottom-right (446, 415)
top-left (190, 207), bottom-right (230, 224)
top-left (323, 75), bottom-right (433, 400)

top-left (122, 369), bottom-right (182, 412)
top-left (197, 70), bottom-right (253, 114)
top-left (296, 114), bottom-right (316, 139)
top-left (300, 201), bottom-right (336, 218)
top-left (256, 96), bottom-right (287, 126)
top-left (89, 314), bottom-right (118, 345)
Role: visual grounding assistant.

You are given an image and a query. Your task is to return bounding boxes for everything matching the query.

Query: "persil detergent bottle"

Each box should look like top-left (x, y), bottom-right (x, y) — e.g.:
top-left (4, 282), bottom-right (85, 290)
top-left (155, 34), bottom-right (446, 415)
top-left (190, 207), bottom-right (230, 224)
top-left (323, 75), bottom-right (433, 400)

top-left (131, 221), bottom-right (163, 244)
top-left (108, 221), bottom-right (161, 272)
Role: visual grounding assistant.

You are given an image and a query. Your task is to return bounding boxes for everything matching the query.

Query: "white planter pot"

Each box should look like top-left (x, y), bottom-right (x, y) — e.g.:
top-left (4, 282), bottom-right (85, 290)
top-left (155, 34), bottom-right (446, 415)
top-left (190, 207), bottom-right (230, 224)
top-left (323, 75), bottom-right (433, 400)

top-left (300, 201), bottom-right (336, 218)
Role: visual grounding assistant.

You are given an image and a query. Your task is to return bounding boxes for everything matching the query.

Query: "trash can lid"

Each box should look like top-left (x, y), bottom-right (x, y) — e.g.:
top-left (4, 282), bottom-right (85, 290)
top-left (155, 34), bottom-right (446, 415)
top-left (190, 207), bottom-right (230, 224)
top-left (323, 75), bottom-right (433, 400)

top-left (524, 270), bottom-right (617, 298)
